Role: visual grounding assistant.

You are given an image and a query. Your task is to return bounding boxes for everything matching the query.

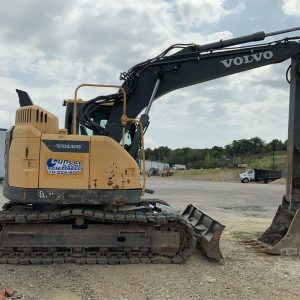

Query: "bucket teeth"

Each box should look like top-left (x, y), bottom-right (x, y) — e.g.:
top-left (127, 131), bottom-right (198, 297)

top-left (244, 206), bottom-right (300, 256)
top-left (253, 243), bottom-right (268, 250)
top-left (244, 240), bottom-right (278, 254)
top-left (244, 240), bottom-right (261, 246)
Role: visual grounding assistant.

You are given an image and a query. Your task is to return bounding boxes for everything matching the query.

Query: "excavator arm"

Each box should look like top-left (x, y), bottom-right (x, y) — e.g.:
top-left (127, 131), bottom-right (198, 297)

top-left (108, 40), bottom-right (300, 148)
top-left (111, 40), bottom-right (299, 131)
top-left (76, 29), bottom-right (300, 158)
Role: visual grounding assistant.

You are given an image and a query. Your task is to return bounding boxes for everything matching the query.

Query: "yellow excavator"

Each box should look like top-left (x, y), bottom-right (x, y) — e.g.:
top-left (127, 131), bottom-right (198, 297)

top-left (2, 26), bottom-right (300, 264)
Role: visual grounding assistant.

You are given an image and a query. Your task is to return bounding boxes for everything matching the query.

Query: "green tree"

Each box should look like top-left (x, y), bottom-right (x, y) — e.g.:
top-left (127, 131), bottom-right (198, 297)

top-left (249, 137), bottom-right (266, 154)
top-left (152, 146), bottom-right (171, 162)
top-left (265, 139), bottom-right (285, 152)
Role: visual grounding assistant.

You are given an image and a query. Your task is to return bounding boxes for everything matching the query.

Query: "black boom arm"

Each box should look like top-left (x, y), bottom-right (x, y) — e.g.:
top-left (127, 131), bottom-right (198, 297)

top-left (106, 40), bottom-right (300, 142)
top-left (77, 27), bottom-right (300, 156)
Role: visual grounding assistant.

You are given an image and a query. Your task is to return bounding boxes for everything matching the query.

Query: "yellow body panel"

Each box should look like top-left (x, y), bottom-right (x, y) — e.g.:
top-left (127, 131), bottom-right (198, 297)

top-left (8, 134), bottom-right (40, 188)
top-left (15, 105), bottom-right (59, 134)
top-left (89, 136), bottom-right (140, 189)
top-left (8, 105), bottom-right (141, 190)
top-left (39, 134), bottom-right (90, 189)
top-left (8, 104), bottom-right (59, 188)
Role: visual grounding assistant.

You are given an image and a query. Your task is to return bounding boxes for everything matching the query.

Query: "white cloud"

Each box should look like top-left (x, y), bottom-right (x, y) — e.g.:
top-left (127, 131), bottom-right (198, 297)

top-left (176, 0), bottom-right (245, 28)
top-left (144, 137), bottom-right (156, 148)
top-left (0, 0), bottom-right (237, 130)
top-left (282, 0), bottom-right (300, 16)
top-left (0, 0), bottom-right (296, 148)
top-left (0, 76), bottom-right (25, 128)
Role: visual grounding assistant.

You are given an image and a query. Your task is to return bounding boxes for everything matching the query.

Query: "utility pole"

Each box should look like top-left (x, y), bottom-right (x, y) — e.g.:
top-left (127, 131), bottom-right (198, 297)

top-left (272, 140), bottom-right (276, 170)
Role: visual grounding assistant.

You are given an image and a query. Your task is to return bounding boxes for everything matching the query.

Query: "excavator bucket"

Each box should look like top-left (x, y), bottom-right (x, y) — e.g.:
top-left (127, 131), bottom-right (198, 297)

top-left (182, 204), bottom-right (225, 260)
top-left (245, 205), bottom-right (300, 256)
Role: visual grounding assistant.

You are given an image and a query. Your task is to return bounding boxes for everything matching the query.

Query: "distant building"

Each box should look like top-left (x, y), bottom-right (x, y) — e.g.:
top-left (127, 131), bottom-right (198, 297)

top-left (172, 164), bottom-right (186, 170)
top-left (145, 160), bottom-right (169, 172)
top-left (0, 128), bottom-right (7, 181)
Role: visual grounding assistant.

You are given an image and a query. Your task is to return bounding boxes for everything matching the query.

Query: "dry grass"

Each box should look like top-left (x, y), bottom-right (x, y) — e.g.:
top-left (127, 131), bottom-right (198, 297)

top-left (170, 152), bottom-right (288, 182)
top-left (230, 230), bottom-right (262, 241)
top-left (246, 152), bottom-right (287, 170)
top-left (173, 168), bottom-right (241, 182)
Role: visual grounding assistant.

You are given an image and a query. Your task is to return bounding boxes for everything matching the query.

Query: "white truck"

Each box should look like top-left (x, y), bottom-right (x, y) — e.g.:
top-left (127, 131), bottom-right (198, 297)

top-left (172, 164), bottom-right (186, 170)
top-left (239, 168), bottom-right (282, 184)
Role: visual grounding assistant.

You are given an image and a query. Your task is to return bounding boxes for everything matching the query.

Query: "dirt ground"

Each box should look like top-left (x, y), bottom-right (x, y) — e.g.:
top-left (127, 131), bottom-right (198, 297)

top-left (1, 178), bottom-right (300, 300)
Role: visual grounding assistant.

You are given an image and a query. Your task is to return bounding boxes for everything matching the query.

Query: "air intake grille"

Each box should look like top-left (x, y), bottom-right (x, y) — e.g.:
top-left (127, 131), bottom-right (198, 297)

top-left (16, 107), bottom-right (48, 124)
top-left (16, 107), bottom-right (32, 123)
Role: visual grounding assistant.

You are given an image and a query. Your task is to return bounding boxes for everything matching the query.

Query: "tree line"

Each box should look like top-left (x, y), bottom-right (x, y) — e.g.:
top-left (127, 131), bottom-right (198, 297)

top-left (145, 137), bottom-right (287, 169)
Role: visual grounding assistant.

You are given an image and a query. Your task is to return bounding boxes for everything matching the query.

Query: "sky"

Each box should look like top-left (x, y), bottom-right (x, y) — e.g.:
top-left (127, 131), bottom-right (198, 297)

top-left (0, 0), bottom-right (300, 149)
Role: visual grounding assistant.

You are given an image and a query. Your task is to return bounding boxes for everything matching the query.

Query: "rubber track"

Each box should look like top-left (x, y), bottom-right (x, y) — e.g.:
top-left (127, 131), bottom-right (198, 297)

top-left (0, 206), bottom-right (196, 265)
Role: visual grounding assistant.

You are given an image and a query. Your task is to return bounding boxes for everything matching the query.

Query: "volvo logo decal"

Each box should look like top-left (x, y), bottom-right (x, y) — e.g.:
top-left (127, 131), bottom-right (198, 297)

top-left (220, 51), bottom-right (274, 68)
top-left (43, 140), bottom-right (89, 153)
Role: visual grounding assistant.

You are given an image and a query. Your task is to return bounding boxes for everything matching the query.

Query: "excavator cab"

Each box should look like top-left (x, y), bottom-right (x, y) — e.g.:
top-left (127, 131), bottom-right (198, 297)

top-left (63, 100), bottom-right (111, 135)
top-left (63, 98), bottom-right (138, 156)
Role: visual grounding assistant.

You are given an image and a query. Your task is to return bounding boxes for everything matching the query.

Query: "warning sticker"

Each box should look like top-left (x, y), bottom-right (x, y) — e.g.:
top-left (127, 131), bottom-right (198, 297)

top-left (47, 158), bottom-right (82, 175)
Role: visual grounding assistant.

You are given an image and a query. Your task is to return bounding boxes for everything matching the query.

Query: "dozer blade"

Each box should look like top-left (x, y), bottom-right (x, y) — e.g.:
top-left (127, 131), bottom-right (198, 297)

top-left (246, 205), bottom-right (300, 255)
top-left (182, 204), bottom-right (225, 260)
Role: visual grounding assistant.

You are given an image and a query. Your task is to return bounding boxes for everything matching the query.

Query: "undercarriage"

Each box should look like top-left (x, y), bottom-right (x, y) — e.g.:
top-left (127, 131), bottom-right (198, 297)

top-left (0, 201), bottom-right (224, 264)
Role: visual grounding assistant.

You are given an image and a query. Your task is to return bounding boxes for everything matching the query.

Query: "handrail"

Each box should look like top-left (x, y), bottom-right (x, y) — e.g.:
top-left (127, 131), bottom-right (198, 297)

top-left (72, 84), bottom-right (126, 135)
